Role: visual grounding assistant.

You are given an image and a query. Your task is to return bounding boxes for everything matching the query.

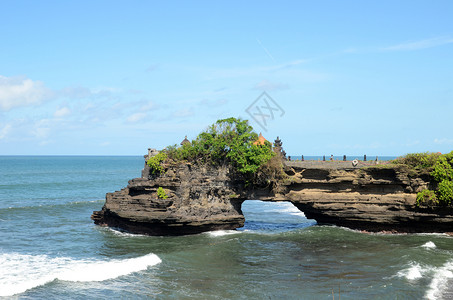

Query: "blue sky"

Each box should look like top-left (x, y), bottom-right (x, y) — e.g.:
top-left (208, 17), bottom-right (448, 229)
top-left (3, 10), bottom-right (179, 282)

top-left (1, 1), bottom-right (452, 156)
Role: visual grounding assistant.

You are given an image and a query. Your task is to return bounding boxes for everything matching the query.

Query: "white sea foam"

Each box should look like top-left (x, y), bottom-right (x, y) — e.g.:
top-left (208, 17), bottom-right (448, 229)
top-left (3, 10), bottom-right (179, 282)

top-left (421, 241), bottom-right (437, 249)
top-left (207, 230), bottom-right (240, 237)
top-left (425, 260), bottom-right (453, 300)
top-left (107, 227), bottom-right (149, 237)
top-left (0, 252), bottom-right (161, 297)
top-left (397, 262), bottom-right (425, 280)
top-left (262, 202), bottom-right (306, 217)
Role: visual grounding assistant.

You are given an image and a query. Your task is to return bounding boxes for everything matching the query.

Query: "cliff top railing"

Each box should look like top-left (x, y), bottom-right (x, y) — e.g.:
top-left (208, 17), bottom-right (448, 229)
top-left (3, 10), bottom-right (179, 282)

top-left (285, 160), bottom-right (392, 170)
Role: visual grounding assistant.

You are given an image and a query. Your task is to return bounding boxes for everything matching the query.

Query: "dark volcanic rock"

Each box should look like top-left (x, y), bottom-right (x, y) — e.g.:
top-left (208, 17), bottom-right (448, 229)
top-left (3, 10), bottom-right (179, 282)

top-left (92, 157), bottom-right (453, 235)
top-left (92, 161), bottom-right (247, 235)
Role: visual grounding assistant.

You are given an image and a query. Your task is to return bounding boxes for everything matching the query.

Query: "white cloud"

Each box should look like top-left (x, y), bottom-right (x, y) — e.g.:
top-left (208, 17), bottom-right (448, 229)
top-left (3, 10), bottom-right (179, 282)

top-left (59, 86), bottom-right (92, 99)
top-left (0, 75), bottom-right (53, 111)
top-left (382, 36), bottom-right (453, 52)
top-left (127, 112), bottom-right (147, 123)
top-left (54, 107), bottom-right (71, 118)
top-left (32, 127), bottom-right (50, 139)
top-left (32, 119), bottom-right (51, 139)
top-left (58, 86), bottom-right (121, 100)
top-left (253, 80), bottom-right (289, 91)
top-left (140, 101), bottom-right (157, 111)
top-left (0, 124), bottom-right (12, 139)
top-left (434, 138), bottom-right (453, 145)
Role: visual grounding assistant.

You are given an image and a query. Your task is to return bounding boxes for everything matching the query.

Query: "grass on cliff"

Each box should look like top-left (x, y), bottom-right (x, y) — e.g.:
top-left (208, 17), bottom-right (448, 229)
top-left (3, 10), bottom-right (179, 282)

top-left (148, 117), bottom-right (283, 186)
top-left (392, 151), bottom-right (453, 207)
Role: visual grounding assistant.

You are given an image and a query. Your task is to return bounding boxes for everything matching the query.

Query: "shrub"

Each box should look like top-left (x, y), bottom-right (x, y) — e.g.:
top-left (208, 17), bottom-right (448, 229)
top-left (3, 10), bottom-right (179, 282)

top-left (431, 156), bottom-right (453, 182)
top-left (416, 189), bottom-right (438, 206)
top-left (147, 152), bottom-right (167, 175)
top-left (395, 151), bottom-right (453, 207)
top-left (392, 152), bottom-right (441, 170)
top-left (157, 187), bottom-right (168, 199)
top-left (437, 180), bottom-right (453, 205)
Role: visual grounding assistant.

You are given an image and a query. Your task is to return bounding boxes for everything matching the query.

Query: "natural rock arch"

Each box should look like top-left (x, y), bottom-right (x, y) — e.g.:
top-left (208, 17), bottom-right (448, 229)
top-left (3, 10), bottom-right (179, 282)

top-left (92, 159), bottom-right (453, 235)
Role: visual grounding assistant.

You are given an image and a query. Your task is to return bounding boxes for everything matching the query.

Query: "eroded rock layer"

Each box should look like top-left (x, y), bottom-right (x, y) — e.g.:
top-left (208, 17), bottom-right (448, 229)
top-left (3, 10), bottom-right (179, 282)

top-left (92, 161), bottom-right (246, 235)
top-left (92, 159), bottom-right (453, 235)
top-left (281, 164), bottom-right (453, 233)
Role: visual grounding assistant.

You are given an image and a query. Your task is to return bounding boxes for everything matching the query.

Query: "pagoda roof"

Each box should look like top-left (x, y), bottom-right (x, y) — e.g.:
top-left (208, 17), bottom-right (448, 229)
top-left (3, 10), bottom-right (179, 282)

top-left (253, 133), bottom-right (267, 145)
top-left (180, 135), bottom-right (190, 145)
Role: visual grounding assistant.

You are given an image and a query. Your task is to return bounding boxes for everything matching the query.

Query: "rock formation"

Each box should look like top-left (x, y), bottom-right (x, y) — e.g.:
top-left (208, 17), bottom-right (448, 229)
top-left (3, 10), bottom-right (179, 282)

top-left (281, 162), bottom-right (453, 233)
top-left (92, 155), bottom-right (453, 235)
top-left (92, 159), bottom-right (247, 235)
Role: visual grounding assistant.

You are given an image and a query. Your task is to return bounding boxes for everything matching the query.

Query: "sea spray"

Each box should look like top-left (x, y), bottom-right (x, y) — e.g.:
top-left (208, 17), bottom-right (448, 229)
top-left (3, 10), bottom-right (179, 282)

top-left (421, 241), bottom-right (437, 249)
top-left (397, 262), bottom-right (424, 280)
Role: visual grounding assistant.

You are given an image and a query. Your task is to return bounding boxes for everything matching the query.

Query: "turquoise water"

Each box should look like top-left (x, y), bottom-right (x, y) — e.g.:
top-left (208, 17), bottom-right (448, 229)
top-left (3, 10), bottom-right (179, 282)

top-left (1, 156), bottom-right (453, 299)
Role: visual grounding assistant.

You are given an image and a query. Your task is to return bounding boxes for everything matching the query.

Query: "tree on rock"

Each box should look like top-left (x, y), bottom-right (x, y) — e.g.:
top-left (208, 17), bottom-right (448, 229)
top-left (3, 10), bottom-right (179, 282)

top-left (164, 117), bottom-right (275, 176)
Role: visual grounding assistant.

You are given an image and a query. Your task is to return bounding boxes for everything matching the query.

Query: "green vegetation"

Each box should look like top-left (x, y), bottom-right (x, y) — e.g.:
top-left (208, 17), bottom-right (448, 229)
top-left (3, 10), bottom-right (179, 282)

top-left (148, 117), bottom-right (283, 189)
top-left (396, 151), bottom-right (453, 207)
top-left (157, 187), bottom-right (168, 199)
top-left (164, 117), bottom-right (276, 176)
top-left (147, 152), bottom-right (167, 175)
top-left (416, 189), bottom-right (438, 207)
top-left (392, 152), bottom-right (441, 171)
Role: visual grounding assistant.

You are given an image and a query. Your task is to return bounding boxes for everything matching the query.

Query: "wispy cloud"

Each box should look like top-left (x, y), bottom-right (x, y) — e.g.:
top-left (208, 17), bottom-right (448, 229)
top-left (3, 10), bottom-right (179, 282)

top-left (381, 36), bottom-right (453, 52)
top-left (54, 107), bottom-right (71, 118)
top-left (204, 59), bottom-right (311, 80)
top-left (434, 138), bottom-right (453, 145)
top-left (145, 64), bottom-right (159, 72)
top-left (0, 124), bottom-right (12, 139)
top-left (127, 112), bottom-right (147, 123)
top-left (256, 38), bottom-right (275, 62)
top-left (0, 75), bottom-right (54, 111)
top-left (253, 79), bottom-right (289, 91)
top-left (173, 107), bottom-right (194, 118)
top-left (199, 98), bottom-right (228, 108)
top-left (32, 119), bottom-right (51, 139)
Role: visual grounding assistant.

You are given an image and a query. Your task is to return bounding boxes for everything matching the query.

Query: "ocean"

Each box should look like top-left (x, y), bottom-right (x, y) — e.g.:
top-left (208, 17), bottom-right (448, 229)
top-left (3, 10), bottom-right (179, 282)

top-left (1, 156), bottom-right (453, 299)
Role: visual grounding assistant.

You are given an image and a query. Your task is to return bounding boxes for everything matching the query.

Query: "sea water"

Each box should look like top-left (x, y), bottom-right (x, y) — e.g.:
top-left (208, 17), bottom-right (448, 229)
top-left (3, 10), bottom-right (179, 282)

top-left (1, 156), bottom-right (453, 299)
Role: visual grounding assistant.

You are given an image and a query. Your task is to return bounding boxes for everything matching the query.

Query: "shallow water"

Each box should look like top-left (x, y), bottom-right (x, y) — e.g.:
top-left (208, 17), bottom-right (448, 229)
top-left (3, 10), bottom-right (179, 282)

top-left (1, 156), bottom-right (452, 299)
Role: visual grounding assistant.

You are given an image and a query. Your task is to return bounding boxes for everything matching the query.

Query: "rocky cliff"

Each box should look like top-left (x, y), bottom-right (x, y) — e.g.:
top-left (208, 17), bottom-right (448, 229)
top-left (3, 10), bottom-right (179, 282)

top-left (281, 163), bottom-right (453, 233)
top-left (92, 160), bottom-right (247, 235)
top-left (92, 158), bottom-right (453, 235)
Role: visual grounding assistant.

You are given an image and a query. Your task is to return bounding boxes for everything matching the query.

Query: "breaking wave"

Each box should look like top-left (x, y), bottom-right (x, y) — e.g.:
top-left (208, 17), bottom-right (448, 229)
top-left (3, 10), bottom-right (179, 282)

top-left (421, 241), bottom-right (437, 249)
top-left (425, 260), bottom-right (453, 300)
top-left (0, 252), bottom-right (161, 297)
top-left (395, 259), bottom-right (453, 299)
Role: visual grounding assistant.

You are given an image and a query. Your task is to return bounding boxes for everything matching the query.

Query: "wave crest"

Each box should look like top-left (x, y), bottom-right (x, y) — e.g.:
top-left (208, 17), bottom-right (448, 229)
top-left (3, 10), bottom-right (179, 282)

top-left (0, 252), bottom-right (161, 297)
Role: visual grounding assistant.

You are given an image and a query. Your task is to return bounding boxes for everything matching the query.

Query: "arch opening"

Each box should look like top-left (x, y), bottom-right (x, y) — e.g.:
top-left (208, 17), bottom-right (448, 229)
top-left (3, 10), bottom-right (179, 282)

top-left (238, 200), bottom-right (317, 233)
